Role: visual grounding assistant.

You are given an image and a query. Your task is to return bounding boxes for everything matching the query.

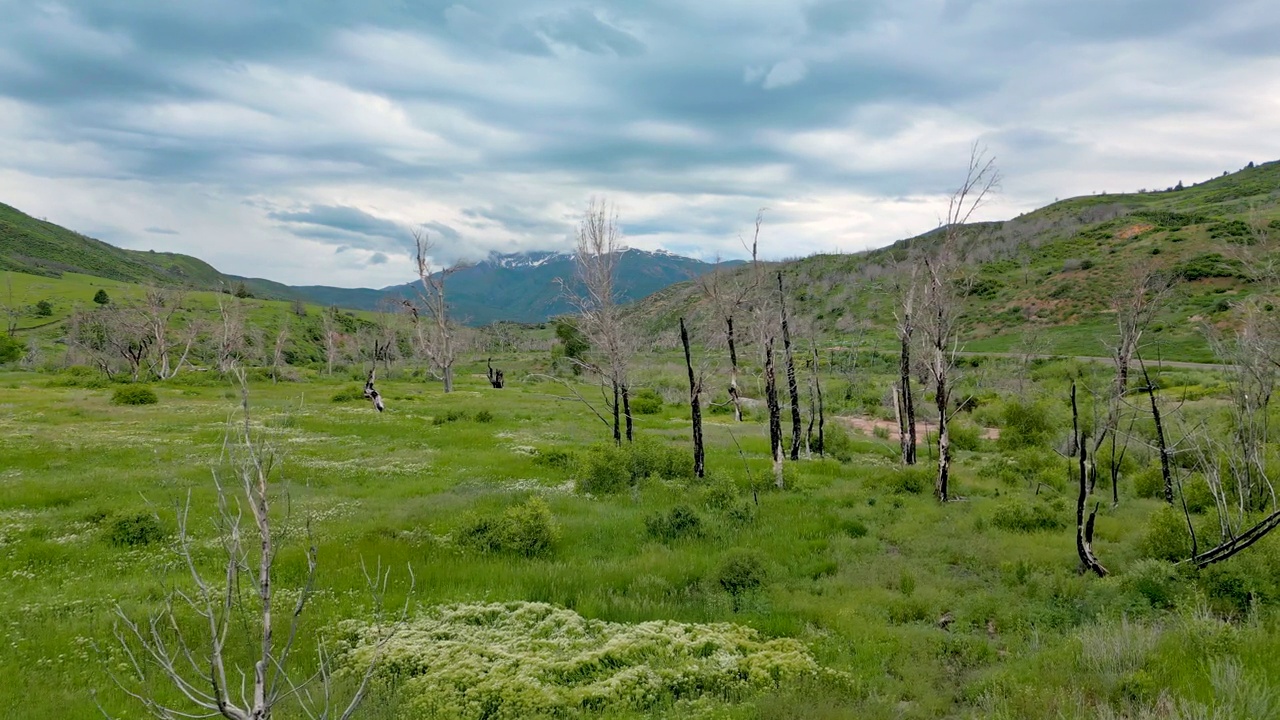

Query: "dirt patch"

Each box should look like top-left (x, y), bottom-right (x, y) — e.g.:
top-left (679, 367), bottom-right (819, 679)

top-left (838, 415), bottom-right (999, 441)
top-left (1116, 223), bottom-right (1155, 240)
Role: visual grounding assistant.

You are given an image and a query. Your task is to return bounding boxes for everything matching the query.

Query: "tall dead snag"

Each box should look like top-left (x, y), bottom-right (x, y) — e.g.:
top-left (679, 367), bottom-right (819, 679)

top-left (487, 358), bottom-right (505, 389)
top-left (807, 342), bottom-right (825, 458)
top-left (1139, 359), bottom-right (1175, 505)
top-left (1110, 267), bottom-right (1172, 393)
top-left (411, 228), bottom-right (465, 393)
top-left (894, 263), bottom-right (919, 465)
top-left (565, 198), bottom-right (635, 444)
top-left (764, 337), bottom-right (784, 488)
top-left (699, 213), bottom-right (763, 422)
top-left (923, 142), bottom-right (999, 502)
top-left (680, 317), bottom-right (705, 478)
top-left (1071, 381), bottom-right (1109, 577)
top-left (104, 375), bottom-right (408, 720)
top-left (778, 272), bottom-right (803, 461)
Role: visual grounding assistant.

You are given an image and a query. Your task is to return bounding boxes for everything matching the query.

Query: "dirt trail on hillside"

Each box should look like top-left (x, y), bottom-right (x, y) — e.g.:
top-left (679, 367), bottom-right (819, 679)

top-left (838, 415), bottom-right (1000, 441)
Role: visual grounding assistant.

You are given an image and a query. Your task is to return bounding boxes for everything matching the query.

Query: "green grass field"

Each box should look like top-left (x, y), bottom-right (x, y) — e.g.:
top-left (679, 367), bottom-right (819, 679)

top-left (2, 354), bottom-right (1279, 719)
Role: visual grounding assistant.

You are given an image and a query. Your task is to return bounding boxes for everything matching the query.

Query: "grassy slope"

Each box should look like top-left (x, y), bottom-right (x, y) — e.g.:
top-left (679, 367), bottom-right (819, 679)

top-left (633, 161), bottom-right (1280, 363)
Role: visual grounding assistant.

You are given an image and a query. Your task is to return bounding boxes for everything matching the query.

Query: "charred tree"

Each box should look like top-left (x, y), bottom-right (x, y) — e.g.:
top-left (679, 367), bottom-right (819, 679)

top-left (1140, 359), bottom-right (1174, 505)
top-left (1072, 381), bottom-right (1109, 577)
top-left (807, 342), bottom-right (825, 458)
top-left (727, 317), bottom-right (743, 421)
top-left (622, 384), bottom-right (634, 443)
top-left (487, 358), bottom-right (505, 389)
top-left (778, 272), bottom-right (803, 461)
top-left (895, 267), bottom-right (919, 465)
top-left (764, 337), bottom-right (784, 488)
top-left (680, 318), bottom-right (705, 478)
top-left (364, 368), bottom-right (385, 412)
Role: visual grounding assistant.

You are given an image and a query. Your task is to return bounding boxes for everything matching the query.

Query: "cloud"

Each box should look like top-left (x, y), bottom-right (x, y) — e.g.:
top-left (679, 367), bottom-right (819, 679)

top-left (761, 59), bottom-right (807, 90)
top-left (368, 251), bottom-right (389, 265)
top-left (0, 0), bottom-right (1276, 288)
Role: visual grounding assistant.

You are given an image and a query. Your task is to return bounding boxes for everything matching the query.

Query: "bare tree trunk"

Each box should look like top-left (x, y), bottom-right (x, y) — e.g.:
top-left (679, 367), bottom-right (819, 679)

top-left (727, 316), bottom-right (742, 422)
top-left (898, 333), bottom-right (917, 465)
top-left (612, 380), bottom-right (621, 446)
top-left (487, 358), bottom-right (505, 388)
top-left (934, 360), bottom-right (951, 501)
top-left (1072, 381), bottom-right (1109, 577)
top-left (622, 383), bottom-right (633, 443)
top-left (765, 337), bottom-right (784, 488)
top-left (680, 318), bottom-right (704, 478)
top-left (1140, 360), bottom-right (1174, 505)
top-left (778, 272), bottom-right (802, 461)
top-left (808, 342), bottom-right (824, 458)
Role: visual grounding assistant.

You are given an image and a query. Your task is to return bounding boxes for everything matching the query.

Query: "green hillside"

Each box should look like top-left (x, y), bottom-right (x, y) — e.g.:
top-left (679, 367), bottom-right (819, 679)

top-left (633, 160), bottom-right (1280, 363)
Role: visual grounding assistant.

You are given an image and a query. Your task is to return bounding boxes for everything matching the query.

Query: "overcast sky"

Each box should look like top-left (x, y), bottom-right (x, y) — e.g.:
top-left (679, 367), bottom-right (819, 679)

top-left (1, 1), bottom-right (1278, 288)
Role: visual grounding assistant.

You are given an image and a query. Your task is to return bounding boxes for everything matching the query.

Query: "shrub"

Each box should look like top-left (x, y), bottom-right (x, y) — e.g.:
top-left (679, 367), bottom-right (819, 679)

top-left (717, 549), bottom-right (767, 610)
top-left (1120, 559), bottom-right (1183, 610)
top-left (577, 446), bottom-right (633, 494)
top-left (112, 385), bottom-right (158, 406)
top-left (1140, 506), bottom-right (1192, 562)
top-left (823, 421), bottom-right (857, 462)
top-left (432, 409), bottom-right (470, 425)
top-left (873, 466), bottom-right (931, 495)
top-left (106, 513), bottom-right (166, 547)
top-left (990, 498), bottom-right (1066, 533)
top-left (645, 505), bottom-right (703, 542)
top-left (577, 439), bottom-right (693, 494)
top-left (533, 448), bottom-right (578, 472)
top-left (630, 388), bottom-right (663, 415)
top-left (1132, 465), bottom-right (1164, 499)
top-left (997, 399), bottom-right (1056, 450)
top-left (0, 334), bottom-right (23, 364)
top-left (330, 387), bottom-right (365, 403)
top-left (34, 299), bottom-right (53, 317)
top-left (93, 288), bottom-right (110, 305)
top-left (948, 418), bottom-right (983, 452)
top-left (1181, 474), bottom-right (1215, 514)
top-left (474, 410), bottom-right (494, 423)
top-left (456, 498), bottom-right (559, 558)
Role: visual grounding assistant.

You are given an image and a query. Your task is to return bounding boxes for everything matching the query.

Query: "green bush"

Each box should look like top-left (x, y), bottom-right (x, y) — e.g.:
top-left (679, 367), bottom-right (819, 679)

top-left (1180, 474), bottom-right (1215, 514)
top-left (432, 409), bottom-right (470, 425)
top-left (474, 410), bottom-right (494, 423)
top-left (644, 505), bottom-right (703, 542)
top-left (948, 418), bottom-right (983, 452)
top-left (456, 498), bottom-right (559, 558)
top-left (1140, 506), bottom-right (1192, 562)
top-left (576, 439), bottom-right (693, 495)
top-left (533, 448), bottom-right (578, 472)
top-left (105, 513), bottom-right (166, 547)
top-left (1120, 559), bottom-right (1183, 610)
top-left (630, 387), bottom-right (663, 415)
top-left (717, 549), bottom-right (767, 610)
top-left (823, 421), bottom-right (856, 462)
top-left (34, 299), bottom-right (53, 317)
top-left (990, 498), bottom-right (1066, 533)
top-left (1133, 465), bottom-right (1165, 499)
top-left (997, 399), bottom-right (1056, 450)
top-left (330, 387), bottom-right (365, 403)
top-left (111, 385), bottom-right (158, 406)
top-left (0, 333), bottom-right (23, 364)
top-left (873, 466), bottom-right (931, 495)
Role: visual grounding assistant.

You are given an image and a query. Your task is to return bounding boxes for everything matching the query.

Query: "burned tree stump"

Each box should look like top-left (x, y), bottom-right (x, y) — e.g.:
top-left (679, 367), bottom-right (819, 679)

top-left (364, 368), bottom-right (385, 412)
top-left (1072, 381), bottom-right (1107, 577)
top-left (680, 317), bottom-right (705, 478)
top-left (487, 358), bottom-right (505, 389)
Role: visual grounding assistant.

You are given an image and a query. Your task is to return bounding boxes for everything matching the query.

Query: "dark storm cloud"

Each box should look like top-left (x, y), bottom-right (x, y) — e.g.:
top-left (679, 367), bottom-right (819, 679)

top-left (269, 205), bottom-right (405, 245)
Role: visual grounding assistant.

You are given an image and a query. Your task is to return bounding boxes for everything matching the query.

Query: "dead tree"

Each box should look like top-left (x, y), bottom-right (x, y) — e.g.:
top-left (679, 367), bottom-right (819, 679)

top-left (1071, 381), bottom-right (1109, 577)
top-left (564, 198), bottom-right (635, 444)
top-left (894, 263), bottom-right (920, 465)
top-left (764, 337), bottom-right (784, 488)
top-left (214, 292), bottom-right (248, 373)
top-left (487, 358), bottom-right (505, 389)
top-left (778, 272), bottom-right (803, 461)
top-left (923, 142), bottom-right (999, 502)
top-left (142, 287), bottom-right (196, 380)
top-left (269, 321), bottom-right (289, 384)
top-left (322, 308), bottom-right (339, 376)
top-left (1109, 267), bottom-right (1172, 392)
top-left (103, 375), bottom-right (408, 720)
top-left (680, 317), bottom-right (705, 478)
top-left (364, 367), bottom-right (385, 412)
top-left (807, 341), bottom-right (825, 458)
top-left (698, 214), bottom-right (763, 422)
top-left (411, 228), bottom-right (465, 393)
top-left (1138, 358), bottom-right (1175, 505)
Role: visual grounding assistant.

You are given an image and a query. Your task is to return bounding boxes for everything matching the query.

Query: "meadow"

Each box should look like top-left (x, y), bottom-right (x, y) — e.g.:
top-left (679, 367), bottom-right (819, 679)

top-left (3, 349), bottom-right (1280, 720)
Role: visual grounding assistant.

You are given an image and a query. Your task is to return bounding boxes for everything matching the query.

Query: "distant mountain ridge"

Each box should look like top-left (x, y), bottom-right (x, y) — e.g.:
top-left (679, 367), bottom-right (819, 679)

top-left (0, 201), bottom-right (739, 325)
top-left (232, 248), bottom-right (743, 325)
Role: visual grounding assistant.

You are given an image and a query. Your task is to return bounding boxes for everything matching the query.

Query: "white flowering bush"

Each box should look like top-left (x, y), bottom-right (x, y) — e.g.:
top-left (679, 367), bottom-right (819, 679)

top-left (338, 601), bottom-right (840, 718)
